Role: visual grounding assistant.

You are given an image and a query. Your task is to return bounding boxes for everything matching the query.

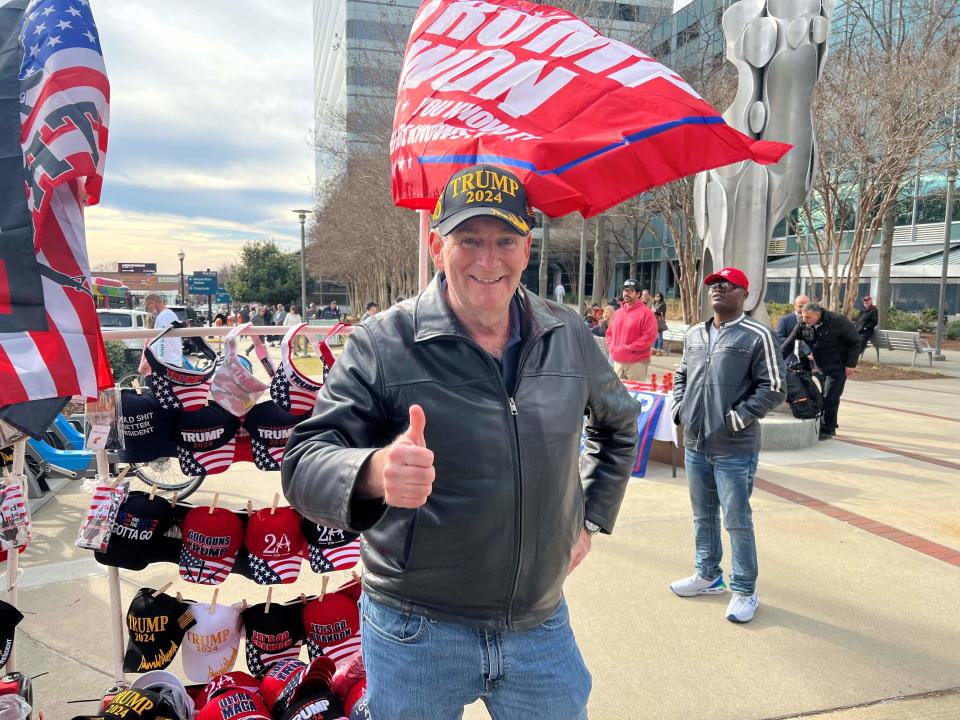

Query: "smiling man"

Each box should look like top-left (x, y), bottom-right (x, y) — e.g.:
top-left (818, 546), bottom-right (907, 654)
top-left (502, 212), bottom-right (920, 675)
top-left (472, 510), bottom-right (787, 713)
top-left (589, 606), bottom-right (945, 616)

top-left (670, 267), bottom-right (786, 623)
top-left (282, 164), bottom-right (639, 719)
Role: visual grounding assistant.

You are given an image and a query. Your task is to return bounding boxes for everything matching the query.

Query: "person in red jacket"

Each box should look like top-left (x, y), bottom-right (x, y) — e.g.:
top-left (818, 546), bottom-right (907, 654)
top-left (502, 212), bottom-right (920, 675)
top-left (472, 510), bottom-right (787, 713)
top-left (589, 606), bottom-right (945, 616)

top-left (606, 278), bottom-right (659, 381)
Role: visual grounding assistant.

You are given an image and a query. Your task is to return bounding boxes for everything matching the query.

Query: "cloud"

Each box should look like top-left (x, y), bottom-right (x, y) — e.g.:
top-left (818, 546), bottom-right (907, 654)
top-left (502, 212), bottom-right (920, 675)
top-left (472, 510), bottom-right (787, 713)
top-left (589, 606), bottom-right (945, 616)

top-left (87, 0), bottom-right (316, 271)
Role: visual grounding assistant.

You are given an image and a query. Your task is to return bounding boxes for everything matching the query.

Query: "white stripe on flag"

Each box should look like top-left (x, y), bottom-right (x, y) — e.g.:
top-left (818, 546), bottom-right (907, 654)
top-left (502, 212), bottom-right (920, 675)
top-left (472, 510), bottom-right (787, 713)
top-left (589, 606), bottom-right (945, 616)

top-left (0, 334), bottom-right (57, 397)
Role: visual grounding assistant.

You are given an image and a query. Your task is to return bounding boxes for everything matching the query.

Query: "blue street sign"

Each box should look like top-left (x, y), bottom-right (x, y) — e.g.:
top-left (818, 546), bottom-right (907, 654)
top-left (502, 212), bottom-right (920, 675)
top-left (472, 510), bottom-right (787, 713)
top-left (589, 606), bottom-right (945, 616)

top-left (187, 275), bottom-right (217, 295)
top-left (215, 286), bottom-right (232, 304)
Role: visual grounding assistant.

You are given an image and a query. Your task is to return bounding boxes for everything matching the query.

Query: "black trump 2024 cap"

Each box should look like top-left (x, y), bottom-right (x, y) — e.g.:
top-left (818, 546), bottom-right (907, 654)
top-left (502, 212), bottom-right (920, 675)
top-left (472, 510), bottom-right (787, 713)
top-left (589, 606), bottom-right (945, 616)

top-left (430, 164), bottom-right (535, 237)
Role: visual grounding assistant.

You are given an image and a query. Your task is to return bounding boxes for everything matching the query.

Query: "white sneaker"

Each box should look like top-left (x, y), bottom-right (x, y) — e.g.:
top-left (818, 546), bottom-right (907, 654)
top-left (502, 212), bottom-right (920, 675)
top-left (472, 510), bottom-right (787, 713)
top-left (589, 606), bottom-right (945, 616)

top-left (669, 573), bottom-right (727, 597)
top-left (725, 591), bottom-right (759, 623)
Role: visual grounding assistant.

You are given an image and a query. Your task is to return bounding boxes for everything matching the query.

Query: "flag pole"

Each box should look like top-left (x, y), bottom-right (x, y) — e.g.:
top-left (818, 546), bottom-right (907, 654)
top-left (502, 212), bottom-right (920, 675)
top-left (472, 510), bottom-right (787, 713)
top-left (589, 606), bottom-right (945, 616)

top-left (4, 440), bottom-right (26, 673)
top-left (419, 210), bottom-right (430, 293)
top-left (97, 448), bottom-right (126, 687)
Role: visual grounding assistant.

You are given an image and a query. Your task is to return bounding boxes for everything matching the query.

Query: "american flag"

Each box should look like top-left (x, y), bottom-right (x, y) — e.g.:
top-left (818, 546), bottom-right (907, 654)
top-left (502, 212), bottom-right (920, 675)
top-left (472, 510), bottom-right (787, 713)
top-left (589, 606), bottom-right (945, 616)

top-left (245, 640), bottom-right (302, 679)
top-left (306, 634), bottom-right (361, 668)
top-left (178, 542), bottom-right (237, 585)
top-left (177, 437), bottom-right (236, 477)
top-left (149, 370), bottom-right (213, 411)
top-left (306, 540), bottom-right (360, 573)
top-left (0, 480), bottom-right (31, 549)
top-left (75, 480), bottom-right (126, 551)
top-left (246, 552), bottom-right (302, 585)
top-left (0, 0), bottom-right (112, 407)
top-left (270, 363), bottom-right (318, 415)
top-left (250, 437), bottom-right (283, 471)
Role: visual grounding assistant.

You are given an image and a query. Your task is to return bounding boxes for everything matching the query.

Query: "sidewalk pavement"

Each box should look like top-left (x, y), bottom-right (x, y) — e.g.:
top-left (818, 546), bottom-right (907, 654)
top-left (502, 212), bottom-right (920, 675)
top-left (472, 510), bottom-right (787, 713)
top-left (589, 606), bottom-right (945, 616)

top-left (14, 346), bottom-right (960, 719)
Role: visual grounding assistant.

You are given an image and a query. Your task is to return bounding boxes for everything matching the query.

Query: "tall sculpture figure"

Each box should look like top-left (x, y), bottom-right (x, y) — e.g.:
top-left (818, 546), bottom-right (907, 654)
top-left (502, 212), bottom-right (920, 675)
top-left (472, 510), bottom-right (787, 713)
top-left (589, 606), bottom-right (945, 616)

top-left (694, 0), bottom-right (834, 323)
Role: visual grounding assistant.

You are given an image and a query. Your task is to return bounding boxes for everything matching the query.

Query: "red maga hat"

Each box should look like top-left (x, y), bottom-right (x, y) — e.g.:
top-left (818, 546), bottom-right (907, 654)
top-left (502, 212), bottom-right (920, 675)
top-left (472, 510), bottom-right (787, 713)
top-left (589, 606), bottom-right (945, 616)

top-left (704, 267), bottom-right (749, 290)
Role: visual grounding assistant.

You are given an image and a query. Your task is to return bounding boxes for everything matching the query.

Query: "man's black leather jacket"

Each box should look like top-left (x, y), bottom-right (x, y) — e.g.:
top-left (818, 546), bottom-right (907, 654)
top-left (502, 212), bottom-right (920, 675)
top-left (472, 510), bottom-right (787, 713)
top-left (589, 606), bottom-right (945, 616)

top-left (673, 315), bottom-right (786, 455)
top-left (282, 275), bottom-right (639, 631)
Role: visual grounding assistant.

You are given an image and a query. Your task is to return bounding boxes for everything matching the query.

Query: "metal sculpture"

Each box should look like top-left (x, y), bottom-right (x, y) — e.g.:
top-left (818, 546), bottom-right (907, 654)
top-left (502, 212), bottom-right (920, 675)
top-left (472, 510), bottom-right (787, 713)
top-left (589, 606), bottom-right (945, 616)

top-left (694, 0), bottom-right (834, 322)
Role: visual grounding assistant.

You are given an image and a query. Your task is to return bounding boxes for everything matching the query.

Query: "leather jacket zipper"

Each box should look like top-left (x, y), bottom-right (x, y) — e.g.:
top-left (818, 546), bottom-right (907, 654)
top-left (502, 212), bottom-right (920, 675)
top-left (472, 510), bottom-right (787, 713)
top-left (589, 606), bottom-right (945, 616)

top-left (696, 324), bottom-right (715, 452)
top-left (437, 322), bottom-right (552, 628)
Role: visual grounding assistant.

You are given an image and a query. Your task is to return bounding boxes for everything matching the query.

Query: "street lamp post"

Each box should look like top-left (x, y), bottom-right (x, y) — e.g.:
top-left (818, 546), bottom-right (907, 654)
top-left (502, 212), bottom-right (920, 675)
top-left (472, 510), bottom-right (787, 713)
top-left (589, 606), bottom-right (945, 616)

top-left (292, 210), bottom-right (312, 317)
top-left (178, 249), bottom-right (185, 305)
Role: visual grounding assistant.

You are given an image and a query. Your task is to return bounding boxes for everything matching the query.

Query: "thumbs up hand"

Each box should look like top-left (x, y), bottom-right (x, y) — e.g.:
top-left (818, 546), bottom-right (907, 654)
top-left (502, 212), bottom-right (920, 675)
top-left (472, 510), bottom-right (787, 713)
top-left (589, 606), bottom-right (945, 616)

top-left (374, 405), bottom-right (435, 508)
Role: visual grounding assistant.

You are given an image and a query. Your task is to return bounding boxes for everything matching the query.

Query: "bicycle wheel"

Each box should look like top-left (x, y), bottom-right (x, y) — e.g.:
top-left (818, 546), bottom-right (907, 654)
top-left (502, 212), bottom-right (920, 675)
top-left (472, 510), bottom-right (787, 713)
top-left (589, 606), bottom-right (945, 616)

top-left (134, 457), bottom-right (204, 500)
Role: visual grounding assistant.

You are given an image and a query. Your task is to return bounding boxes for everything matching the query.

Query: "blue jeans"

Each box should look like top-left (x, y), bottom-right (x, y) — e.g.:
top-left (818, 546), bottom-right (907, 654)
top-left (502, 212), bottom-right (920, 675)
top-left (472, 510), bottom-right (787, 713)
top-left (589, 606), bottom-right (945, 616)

top-left (654, 331), bottom-right (663, 350)
top-left (360, 594), bottom-right (591, 719)
top-left (683, 448), bottom-right (759, 594)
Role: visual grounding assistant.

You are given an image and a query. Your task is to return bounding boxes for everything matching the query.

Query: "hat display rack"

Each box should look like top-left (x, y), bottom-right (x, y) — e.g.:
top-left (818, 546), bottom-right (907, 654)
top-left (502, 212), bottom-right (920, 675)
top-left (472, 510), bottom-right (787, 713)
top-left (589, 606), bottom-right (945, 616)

top-left (3, 439), bottom-right (28, 674)
top-left (87, 323), bottom-right (360, 715)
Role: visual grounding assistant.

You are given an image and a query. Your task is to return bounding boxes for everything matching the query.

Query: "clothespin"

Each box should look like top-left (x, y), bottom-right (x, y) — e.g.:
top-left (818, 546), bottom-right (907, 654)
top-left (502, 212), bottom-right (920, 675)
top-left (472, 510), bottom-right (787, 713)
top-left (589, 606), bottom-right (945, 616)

top-left (113, 466), bottom-right (130, 487)
top-left (209, 588), bottom-right (219, 612)
top-left (246, 500), bottom-right (253, 517)
top-left (176, 592), bottom-right (183, 603)
top-left (209, 493), bottom-right (219, 514)
top-left (152, 581), bottom-right (173, 598)
top-left (270, 493), bottom-right (279, 515)
top-left (169, 491), bottom-right (179, 507)
top-left (148, 484), bottom-right (157, 501)
top-left (299, 593), bottom-right (307, 605)
top-left (318, 576), bottom-right (329, 602)
top-left (132, 379), bottom-right (142, 395)
top-left (2, 467), bottom-right (9, 485)
top-left (265, 588), bottom-right (272, 614)
top-left (350, 570), bottom-right (361, 583)
top-left (241, 599), bottom-right (248, 612)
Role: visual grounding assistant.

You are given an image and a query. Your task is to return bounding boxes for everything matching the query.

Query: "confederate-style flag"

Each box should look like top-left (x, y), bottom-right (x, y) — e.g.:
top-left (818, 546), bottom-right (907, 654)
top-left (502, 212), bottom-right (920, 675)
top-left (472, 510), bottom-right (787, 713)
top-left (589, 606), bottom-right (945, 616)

top-left (0, 0), bottom-right (112, 416)
top-left (391, 0), bottom-right (791, 217)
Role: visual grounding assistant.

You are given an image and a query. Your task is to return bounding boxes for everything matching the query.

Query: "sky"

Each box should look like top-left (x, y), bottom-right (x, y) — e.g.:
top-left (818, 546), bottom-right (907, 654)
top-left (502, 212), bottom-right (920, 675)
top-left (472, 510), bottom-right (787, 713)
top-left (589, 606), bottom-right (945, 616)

top-left (83, 1), bottom-right (316, 275)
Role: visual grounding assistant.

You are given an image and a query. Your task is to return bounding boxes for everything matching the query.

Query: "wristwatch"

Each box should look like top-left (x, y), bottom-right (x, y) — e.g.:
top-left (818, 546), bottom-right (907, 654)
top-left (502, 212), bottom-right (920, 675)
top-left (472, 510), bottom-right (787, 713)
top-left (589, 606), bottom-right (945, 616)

top-left (583, 520), bottom-right (601, 535)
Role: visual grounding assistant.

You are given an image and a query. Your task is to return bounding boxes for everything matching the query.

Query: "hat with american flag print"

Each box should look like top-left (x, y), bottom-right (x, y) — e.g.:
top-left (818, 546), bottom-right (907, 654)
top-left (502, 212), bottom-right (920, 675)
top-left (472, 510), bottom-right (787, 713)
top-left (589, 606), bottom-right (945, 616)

top-left (179, 507), bottom-right (244, 585)
top-left (242, 508), bottom-right (305, 585)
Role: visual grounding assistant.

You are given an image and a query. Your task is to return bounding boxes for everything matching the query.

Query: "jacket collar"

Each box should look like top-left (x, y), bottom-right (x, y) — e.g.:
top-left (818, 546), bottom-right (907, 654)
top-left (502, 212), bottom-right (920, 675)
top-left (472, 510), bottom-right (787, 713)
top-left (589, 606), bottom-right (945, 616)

top-left (413, 272), bottom-right (562, 343)
top-left (701, 313), bottom-right (746, 334)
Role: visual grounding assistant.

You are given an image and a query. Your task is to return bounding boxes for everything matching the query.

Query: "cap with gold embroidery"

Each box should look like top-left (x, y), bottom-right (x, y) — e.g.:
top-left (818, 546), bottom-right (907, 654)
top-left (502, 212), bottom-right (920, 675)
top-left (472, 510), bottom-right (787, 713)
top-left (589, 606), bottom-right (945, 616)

top-left (430, 164), bottom-right (535, 236)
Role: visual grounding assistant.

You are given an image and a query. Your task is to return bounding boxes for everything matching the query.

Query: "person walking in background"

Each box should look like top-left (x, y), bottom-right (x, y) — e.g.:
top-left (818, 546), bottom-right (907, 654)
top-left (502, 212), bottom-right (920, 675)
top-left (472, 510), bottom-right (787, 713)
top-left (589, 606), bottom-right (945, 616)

top-left (854, 295), bottom-right (878, 354)
top-left (554, 282), bottom-right (566, 304)
top-left (605, 278), bottom-right (658, 381)
top-left (283, 164), bottom-right (638, 719)
top-left (670, 267), bottom-right (785, 624)
top-left (591, 303), bottom-right (617, 338)
top-left (271, 304), bottom-right (287, 347)
top-left (775, 294), bottom-right (811, 366)
top-left (640, 288), bottom-right (652, 307)
top-left (652, 291), bottom-right (668, 355)
top-left (284, 304), bottom-right (305, 356)
top-left (781, 301), bottom-right (860, 441)
top-left (362, 301), bottom-right (379, 322)
top-left (319, 300), bottom-right (342, 322)
top-left (143, 293), bottom-right (182, 368)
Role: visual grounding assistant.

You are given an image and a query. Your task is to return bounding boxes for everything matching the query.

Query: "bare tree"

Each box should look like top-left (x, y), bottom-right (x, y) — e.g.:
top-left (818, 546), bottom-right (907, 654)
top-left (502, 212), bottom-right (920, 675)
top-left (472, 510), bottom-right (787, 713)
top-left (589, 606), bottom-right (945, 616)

top-left (797, 0), bottom-right (960, 319)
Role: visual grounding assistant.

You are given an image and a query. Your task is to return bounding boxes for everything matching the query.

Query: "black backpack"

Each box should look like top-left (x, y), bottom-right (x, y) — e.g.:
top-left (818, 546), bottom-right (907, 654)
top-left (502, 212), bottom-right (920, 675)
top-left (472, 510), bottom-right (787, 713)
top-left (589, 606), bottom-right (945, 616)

top-left (785, 367), bottom-right (823, 420)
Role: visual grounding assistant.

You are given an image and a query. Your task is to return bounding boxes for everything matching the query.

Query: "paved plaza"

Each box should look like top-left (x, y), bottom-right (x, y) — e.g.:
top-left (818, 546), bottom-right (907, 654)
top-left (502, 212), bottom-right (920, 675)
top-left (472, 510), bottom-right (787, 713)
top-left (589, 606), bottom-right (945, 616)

top-left (15, 345), bottom-right (960, 719)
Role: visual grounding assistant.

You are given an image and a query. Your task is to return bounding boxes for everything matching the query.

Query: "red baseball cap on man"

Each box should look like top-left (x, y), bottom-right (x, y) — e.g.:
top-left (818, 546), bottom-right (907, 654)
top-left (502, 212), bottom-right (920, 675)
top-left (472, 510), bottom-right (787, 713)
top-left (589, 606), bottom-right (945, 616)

top-left (704, 267), bottom-right (749, 290)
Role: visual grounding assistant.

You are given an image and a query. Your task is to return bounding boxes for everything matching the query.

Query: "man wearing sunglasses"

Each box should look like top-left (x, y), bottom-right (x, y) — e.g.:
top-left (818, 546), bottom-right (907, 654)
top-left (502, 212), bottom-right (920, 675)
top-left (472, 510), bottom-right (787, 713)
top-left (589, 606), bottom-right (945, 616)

top-left (670, 267), bottom-right (786, 623)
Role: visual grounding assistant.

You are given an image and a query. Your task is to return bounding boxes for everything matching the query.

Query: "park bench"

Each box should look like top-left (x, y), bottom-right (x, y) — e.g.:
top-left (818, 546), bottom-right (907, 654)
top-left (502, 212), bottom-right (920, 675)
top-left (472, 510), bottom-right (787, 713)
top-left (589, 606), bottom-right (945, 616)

top-left (865, 329), bottom-right (934, 367)
top-left (661, 323), bottom-right (689, 355)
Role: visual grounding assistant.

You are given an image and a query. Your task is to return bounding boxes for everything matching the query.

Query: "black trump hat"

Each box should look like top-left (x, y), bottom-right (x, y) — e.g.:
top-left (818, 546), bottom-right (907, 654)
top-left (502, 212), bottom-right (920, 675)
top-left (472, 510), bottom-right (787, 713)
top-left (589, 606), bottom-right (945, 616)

top-left (430, 164), bottom-right (535, 237)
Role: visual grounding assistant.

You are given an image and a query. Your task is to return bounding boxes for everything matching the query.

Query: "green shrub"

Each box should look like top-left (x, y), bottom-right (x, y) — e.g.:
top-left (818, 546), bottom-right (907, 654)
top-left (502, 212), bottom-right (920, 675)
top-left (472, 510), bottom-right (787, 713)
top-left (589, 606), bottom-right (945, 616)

top-left (945, 319), bottom-right (960, 340)
top-left (104, 340), bottom-right (137, 380)
top-left (884, 307), bottom-right (922, 332)
top-left (765, 302), bottom-right (794, 328)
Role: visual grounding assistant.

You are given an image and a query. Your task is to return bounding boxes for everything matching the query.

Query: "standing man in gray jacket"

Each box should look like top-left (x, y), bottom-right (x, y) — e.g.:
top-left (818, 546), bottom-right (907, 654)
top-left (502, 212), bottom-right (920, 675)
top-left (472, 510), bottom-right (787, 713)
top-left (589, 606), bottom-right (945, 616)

top-left (282, 164), bottom-right (639, 719)
top-left (670, 267), bottom-right (786, 623)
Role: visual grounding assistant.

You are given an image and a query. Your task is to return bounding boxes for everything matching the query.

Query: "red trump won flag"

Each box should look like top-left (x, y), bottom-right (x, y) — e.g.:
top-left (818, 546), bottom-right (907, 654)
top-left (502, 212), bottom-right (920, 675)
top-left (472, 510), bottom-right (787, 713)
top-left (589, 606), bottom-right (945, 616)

top-left (391, 0), bottom-right (791, 217)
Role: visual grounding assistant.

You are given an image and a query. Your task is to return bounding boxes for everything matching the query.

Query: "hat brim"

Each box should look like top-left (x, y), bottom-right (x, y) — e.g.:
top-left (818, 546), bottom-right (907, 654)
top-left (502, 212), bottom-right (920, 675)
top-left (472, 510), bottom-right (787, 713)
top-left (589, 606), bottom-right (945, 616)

top-left (434, 207), bottom-right (530, 237)
top-left (703, 272), bottom-right (748, 289)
